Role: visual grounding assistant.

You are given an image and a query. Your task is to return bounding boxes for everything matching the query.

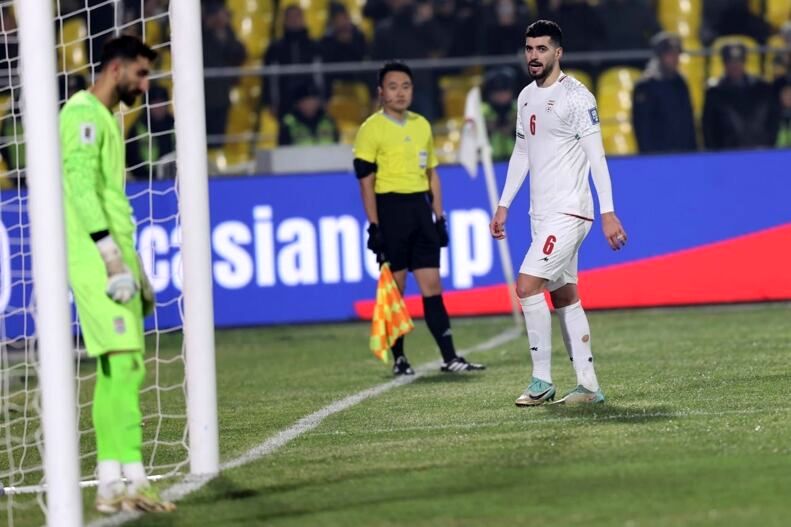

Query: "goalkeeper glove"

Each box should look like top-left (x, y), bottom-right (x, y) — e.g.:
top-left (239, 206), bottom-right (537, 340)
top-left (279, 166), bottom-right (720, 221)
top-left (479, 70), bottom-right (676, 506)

top-left (96, 235), bottom-right (137, 304)
top-left (138, 255), bottom-right (156, 316)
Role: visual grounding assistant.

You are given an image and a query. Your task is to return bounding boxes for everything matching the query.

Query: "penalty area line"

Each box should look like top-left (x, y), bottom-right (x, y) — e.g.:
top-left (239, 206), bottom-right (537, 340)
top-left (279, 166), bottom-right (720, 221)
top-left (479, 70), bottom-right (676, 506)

top-left (86, 326), bottom-right (521, 527)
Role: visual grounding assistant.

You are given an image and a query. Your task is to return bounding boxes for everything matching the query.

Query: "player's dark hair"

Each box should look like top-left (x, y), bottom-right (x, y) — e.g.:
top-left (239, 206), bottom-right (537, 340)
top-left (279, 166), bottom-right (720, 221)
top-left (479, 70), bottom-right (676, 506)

top-left (99, 35), bottom-right (157, 70)
top-left (378, 61), bottom-right (413, 87)
top-left (524, 20), bottom-right (563, 47)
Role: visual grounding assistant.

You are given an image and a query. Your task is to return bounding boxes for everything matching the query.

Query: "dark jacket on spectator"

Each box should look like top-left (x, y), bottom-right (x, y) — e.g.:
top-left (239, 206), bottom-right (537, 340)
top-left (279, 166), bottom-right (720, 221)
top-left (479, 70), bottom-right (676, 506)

top-left (264, 29), bottom-right (320, 115)
top-left (703, 75), bottom-right (779, 150)
top-left (202, 25), bottom-right (246, 137)
top-left (632, 67), bottom-right (697, 153)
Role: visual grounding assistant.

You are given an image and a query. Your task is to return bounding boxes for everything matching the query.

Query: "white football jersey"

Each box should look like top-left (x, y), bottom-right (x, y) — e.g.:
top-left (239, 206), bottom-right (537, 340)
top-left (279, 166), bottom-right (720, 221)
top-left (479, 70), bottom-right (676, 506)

top-left (515, 72), bottom-right (601, 219)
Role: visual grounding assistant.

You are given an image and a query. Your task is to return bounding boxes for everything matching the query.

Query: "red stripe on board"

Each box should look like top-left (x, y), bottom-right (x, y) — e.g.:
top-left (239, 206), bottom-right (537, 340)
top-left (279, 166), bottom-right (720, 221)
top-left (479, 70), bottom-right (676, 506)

top-left (353, 224), bottom-right (791, 319)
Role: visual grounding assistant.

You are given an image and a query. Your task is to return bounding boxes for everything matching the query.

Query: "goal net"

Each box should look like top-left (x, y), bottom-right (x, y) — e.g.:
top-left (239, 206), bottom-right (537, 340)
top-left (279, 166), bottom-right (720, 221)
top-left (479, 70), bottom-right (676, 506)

top-left (0, 1), bottom-right (193, 524)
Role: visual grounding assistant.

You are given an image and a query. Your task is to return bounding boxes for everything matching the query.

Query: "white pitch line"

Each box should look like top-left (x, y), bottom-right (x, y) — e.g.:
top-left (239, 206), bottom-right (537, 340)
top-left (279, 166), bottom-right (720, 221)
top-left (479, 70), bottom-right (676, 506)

top-left (86, 327), bottom-right (521, 527)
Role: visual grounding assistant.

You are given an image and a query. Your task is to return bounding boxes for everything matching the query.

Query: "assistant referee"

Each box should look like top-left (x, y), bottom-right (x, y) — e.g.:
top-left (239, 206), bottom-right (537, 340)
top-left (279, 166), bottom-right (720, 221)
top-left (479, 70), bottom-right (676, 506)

top-left (353, 61), bottom-right (485, 375)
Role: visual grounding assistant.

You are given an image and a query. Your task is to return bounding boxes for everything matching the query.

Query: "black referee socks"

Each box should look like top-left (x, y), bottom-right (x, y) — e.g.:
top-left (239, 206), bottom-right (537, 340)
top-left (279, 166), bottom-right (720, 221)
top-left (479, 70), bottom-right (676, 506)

top-left (390, 336), bottom-right (405, 360)
top-left (422, 295), bottom-right (457, 363)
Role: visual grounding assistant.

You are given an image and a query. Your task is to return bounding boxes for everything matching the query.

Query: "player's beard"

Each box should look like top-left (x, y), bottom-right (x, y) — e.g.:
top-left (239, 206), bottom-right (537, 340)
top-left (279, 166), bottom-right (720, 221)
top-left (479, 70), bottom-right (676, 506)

top-left (530, 57), bottom-right (557, 82)
top-left (117, 84), bottom-right (142, 107)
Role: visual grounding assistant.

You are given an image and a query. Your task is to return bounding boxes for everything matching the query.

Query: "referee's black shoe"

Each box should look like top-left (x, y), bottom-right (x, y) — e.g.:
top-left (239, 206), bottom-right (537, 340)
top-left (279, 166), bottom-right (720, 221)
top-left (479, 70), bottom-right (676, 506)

top-left (440, 356), bottom-right (486, 373)
top-left (393, 356), bottom-right (415, 376)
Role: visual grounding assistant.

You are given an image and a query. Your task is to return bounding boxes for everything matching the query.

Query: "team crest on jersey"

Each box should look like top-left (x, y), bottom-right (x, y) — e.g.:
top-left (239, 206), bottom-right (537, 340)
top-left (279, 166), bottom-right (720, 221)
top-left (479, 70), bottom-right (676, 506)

top-left (80, 123), bottom-right (96, 144)
top-left (588, 108), bottom-right (600, 125)
top-left (114, 316), bottom-right (126, 335)
top-left (545, 100), bottom-right (556, 113)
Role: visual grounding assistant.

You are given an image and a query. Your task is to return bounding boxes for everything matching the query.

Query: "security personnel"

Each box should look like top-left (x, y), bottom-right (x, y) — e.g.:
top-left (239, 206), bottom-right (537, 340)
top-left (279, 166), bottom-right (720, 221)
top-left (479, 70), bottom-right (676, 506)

top-left (353, 61), bottom-right (485, 375)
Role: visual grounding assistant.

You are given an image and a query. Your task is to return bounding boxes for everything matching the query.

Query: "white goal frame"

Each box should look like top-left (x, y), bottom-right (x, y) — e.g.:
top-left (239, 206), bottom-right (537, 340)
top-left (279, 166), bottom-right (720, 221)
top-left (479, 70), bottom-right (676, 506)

top-left (12, 1), bottom-right (219, 525)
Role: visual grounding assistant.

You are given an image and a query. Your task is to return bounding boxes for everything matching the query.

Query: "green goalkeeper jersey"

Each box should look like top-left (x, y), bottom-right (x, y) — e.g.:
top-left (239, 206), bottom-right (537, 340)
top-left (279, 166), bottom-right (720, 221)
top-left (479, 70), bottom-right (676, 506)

top-left (60, 90), bottom-right (135, 254)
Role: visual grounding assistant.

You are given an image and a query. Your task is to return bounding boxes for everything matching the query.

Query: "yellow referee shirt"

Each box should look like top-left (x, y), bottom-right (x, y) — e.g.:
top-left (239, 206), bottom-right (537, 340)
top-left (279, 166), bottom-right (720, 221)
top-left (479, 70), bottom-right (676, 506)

top-left (353, 110), bottom-right (438, 194)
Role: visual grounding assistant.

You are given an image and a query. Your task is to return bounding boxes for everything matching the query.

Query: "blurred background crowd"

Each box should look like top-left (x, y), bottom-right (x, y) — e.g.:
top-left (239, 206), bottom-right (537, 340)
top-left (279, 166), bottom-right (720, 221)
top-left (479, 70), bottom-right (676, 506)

top-left (0, 0), bottom-right (790, 180)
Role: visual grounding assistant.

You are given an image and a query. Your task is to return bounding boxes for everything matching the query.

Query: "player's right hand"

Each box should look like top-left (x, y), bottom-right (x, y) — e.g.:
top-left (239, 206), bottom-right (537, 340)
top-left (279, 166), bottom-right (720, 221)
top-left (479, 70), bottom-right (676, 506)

top-left (490, 206), bottom-right (508, 240)
top-left (96, 235), bottom-right (139, 304)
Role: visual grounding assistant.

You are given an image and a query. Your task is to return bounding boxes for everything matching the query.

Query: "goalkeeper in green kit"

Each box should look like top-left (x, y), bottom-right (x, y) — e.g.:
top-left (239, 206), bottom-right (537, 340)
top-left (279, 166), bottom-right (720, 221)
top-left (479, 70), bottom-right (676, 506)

top-left (59, 35), bottom-right (174, 514)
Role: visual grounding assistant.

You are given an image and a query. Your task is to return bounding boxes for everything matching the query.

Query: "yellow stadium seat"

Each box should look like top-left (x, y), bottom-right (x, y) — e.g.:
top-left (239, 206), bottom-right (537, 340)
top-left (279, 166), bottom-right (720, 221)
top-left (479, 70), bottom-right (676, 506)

top-left (658, 0), bottom-right (702, 43)
top-left (341, 0), bottom-right (373, 41)
top-left (708, 35), bottom-right (761, 83)
top-left (432, 119), bottom-right (462, 165)
top-left (596, 67), bottom-right (641, 122)
top-left (276, 0), bottom-right (329, 41)
top-left (58, 17), bottom-right (88, 74)
top-left (229, 0), bottom-right (274, 60)
top-left (257, 107), bottom-right (279, 149)
top-left (765, 34), bottom-right (789, 80)
top-left (223, 87), bottom-right (258, 166)
top-left (601, 122), bottom-right (638, 156)
top-left (563, 69), bottom-right (593, 92)
top-left (765, 0), bottom-right (791, 30)
top-left (337, 121), bottom-right (358, 145)
top-left (596, 68), bottom-right (640, 156)
top-left (439, 74), bottom-right (481, 120)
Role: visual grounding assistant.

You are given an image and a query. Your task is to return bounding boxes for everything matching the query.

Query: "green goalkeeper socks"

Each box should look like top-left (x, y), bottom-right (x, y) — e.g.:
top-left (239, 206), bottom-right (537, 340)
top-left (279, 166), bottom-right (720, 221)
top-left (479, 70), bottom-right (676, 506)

top-left (93, 351), bottom-right (146, 463)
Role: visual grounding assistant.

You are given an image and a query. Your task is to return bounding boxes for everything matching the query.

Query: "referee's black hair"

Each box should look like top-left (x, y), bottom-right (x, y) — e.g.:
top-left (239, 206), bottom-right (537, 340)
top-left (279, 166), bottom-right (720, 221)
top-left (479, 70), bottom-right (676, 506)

top-left (99, 35), bottom-right (158, 71)
top-left (378, 61), bottom-right (413, 86)
top-left (524, 20), bottom-right (563, 48)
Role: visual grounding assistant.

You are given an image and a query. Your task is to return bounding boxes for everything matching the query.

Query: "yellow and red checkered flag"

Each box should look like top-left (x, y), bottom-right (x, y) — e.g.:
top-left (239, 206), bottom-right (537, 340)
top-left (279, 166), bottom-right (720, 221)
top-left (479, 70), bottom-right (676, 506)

top-left (369, 262), bottom-right (414, 363)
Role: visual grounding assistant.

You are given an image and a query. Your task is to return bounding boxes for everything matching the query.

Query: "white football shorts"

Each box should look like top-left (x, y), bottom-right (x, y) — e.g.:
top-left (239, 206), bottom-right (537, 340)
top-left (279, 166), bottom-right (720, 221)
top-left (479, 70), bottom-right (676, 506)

top-left (518, 213), bottom-right (592, 291)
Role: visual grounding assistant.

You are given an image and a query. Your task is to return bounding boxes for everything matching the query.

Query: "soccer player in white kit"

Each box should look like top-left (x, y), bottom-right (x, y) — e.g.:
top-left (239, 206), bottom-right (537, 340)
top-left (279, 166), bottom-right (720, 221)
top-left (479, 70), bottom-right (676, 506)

top-left (490, 20), bottom-right (628, 406)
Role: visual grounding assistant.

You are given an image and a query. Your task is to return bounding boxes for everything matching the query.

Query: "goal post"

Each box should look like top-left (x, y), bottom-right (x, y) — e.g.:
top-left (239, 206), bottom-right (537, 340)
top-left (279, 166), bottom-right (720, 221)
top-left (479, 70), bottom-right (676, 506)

top-left (171, 0), bottom-right (220, 477)
top-left (1, 0), bottom-right (218, 524)
top-left (14, 1), bottom-right (82, 526)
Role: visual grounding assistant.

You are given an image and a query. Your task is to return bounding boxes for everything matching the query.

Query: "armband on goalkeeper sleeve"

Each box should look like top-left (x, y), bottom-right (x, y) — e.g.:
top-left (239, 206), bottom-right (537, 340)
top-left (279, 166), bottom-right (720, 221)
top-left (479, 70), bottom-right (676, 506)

top-left (95, 234), bottom-right (138, 304)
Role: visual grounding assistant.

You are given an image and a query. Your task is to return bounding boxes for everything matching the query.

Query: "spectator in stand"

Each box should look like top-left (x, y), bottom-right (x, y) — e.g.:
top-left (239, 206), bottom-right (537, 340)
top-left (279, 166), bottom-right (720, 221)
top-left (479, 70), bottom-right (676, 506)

top-left (126, 85), bottom-right (175, 180)
top-left (371, 0), bottom-right (437, 119)
top-left (703, 43), bottom-right (779, 150)
top-left (278, 82), bottom-right (339, 146)
top-left (537, 0), bottom-right (606, 53)
top-left (484, 0), bottom-right (529, 57)
top-left (320, 2), bottom-right (369, 91)
top-left (600, 0), bottom-right (661, 69)
top-left (776, 78), bottom-right (791, 148)
top-left (481, 67), bottom-right (518, 161)
top-left (202, 0), bottom-right (246, 138)
top-left (770, 22), bottom-right (791, 81)
top-left (701, 0), bottom-right (772, 46)
top-left (264, 5), bottom-right (320, 116)
top-left (632, 33), bottom-right (697, 153)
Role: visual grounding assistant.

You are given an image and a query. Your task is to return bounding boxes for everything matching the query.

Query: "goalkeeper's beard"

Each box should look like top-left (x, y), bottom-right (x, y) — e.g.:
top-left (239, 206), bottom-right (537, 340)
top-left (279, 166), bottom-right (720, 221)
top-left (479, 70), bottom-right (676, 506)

top-left (117, 85), bottom-right (142, 107)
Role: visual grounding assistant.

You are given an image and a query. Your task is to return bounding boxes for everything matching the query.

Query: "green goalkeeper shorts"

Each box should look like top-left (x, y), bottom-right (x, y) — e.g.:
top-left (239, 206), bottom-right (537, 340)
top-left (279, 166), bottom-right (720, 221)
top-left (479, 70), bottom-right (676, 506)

top-left (68, 236), bottom-right (144, 357)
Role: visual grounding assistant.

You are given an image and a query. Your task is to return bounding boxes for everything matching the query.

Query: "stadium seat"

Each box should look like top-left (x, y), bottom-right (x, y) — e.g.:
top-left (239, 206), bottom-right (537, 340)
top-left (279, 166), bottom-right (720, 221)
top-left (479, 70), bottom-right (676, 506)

top-left (708, 35), bottom-right (761, 83)
top-left (275, 0), bottom-right (329, 40)
top-left (223, 86), bottom-right (258, 166)
top-left (564, 69), bottom-right (593, 92)
top-left (432, 119), bottom-right (462, 165)
top-left (657, 0), bottom-right (702, 43)
top-left (257, 106), bottom-right (279, 150)
top-left (596, 67), bottom-right (640, 156)
top-left (58, 17), bottom-right (88, 74)
top-left (439, 74), bottom-right (481, 120)
top-left (340, 0), bottom-right (373, 41)
top-left (229, 0), bottom-right (274, 60)
top-left (327, 81), bottom-right (370, 131)
top-left (601, 122), bottom-right (638, 156)
top-left (764, 33), bottom-right (788, 80)
top-left (753, 0), bottom-right (791, 30)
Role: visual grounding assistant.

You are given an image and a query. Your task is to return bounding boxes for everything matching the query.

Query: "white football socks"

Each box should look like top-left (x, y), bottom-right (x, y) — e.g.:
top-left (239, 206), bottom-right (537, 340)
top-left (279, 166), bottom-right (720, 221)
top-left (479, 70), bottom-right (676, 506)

top-left (519, 293), bottom-right (552, 383)
top-left (97, 460), bottom-right (123, 499)
top-left (122, 462), bottom-right (149, 494)
top-left (556, 300), bottom-right (600, 392)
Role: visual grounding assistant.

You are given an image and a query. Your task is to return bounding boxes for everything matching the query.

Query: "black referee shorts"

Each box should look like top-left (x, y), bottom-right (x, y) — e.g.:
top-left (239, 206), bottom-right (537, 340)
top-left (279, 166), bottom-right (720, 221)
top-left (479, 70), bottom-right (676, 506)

top-left (376, 192), bottom-right (441, 273)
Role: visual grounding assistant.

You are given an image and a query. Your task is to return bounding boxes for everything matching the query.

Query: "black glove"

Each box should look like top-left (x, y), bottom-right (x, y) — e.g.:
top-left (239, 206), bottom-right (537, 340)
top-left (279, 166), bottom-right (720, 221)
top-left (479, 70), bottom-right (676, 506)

top-left (435, 216), bottom-right (449, 247)
top-left (366, 223), bottom-right (386, 262)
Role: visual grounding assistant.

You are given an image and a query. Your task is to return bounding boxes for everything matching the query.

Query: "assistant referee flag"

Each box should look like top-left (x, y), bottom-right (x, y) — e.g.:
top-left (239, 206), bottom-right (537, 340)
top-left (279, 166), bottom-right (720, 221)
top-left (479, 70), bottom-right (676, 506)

top-left (369, 263), bottom-right (414, 363)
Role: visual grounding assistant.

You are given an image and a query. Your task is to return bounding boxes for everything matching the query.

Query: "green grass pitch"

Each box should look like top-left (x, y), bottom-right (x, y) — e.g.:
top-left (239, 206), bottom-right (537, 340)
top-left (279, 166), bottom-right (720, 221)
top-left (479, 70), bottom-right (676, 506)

top-left (5, 303), bottom-right (791, 526)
